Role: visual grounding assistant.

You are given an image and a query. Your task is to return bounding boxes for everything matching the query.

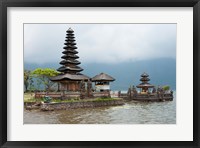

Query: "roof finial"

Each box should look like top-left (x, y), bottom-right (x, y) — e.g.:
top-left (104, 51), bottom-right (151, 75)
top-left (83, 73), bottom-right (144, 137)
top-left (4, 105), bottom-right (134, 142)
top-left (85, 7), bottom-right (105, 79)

top-left (68, 27), bottom-right (73, 31)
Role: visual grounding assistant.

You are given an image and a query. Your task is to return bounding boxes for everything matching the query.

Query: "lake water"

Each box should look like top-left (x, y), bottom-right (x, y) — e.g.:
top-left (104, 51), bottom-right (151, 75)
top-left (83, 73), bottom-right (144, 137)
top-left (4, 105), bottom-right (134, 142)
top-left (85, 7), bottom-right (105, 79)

top-left (24, 96), bottom-right (176, 124)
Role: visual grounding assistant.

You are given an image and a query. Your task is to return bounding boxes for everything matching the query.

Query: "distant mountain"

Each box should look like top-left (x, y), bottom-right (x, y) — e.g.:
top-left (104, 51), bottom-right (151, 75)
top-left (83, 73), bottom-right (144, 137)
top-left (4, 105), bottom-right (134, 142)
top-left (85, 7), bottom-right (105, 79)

top-left (24, 58), bottom-right (176, 91)
top-left (24, 62), bottom-right (59, 70)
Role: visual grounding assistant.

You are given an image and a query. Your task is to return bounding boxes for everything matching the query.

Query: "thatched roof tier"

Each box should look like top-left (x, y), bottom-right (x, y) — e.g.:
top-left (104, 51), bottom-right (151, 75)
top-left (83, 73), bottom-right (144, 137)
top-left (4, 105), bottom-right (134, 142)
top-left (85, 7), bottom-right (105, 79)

top-left (63, 44), bottom-right (77, 47)
top-left (65, 38), bottom-right (75, 41)
top-left (66, 28), bottom-right (74, 33)
top-left (64, 42), bottom-right (76, 45)
top-left (141, 72), bottom-right (149, 77)
top-left (62, 50), bottom-right (78, 54)
top-left (66, 35), bottom-right (74, 38)
top-left (57, 65), bottom-right (83, 72)
top-left (61, 54), bottom-right (79, 59)
top-left (56, 28), bottom-right (84, 74)
top-left (67, 32), bottom-right (74, 35)
top-left (137, 72), bottom-right (154, 88)
top-left (91, 73), bottom-right (115, 82)
top-left (59, 59), bottom-right (81, 65)
top-left (63, 45), bottom-right (77, 49)
top-left (136, 83), bottom-right (154, 88)
top-left (63, 46), bottom-right (78, 50)
top-left (65, 36), bottom-right (75, 39)
top-left (140, 77), bottom-right (150, 81)
top-left (60, 60), bottom-right (81, 65)
top-left (65, 39), bottom-right (75, 41)
top-left (50, 73), bottom-right (90, 81)
top-left (65, 41), bottom-right (76, 44)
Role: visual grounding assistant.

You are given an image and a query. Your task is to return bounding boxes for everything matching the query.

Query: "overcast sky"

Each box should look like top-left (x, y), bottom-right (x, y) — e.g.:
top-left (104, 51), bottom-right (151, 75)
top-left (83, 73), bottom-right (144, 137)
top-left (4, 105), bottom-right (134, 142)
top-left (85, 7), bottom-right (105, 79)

top-left (24, 24), bottom-right (176, 65)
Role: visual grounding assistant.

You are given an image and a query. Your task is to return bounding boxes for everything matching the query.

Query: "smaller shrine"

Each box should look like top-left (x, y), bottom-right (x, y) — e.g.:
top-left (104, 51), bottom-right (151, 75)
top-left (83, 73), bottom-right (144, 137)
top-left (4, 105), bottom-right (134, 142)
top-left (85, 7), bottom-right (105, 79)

top-left (91, 73), bottom-right (115, 92)
top-left (128, 72), bottom-right (173, 102)
top-left (136, 72), bottom-right (154, 94)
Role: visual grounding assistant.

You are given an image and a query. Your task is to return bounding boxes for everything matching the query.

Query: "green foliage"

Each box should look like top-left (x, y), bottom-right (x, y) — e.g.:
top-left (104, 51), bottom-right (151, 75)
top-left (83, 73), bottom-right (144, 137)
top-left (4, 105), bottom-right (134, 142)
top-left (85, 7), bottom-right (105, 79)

top-left (163, 85), bottom-right (170, 91)
top-left (31, 68), bottom-right (60, 91)
top-left (24, 70), bottom-right (32, 92)
top-left (24, 98), bottom-right (44, 103)
top-left (28, 77), bottom-right (35, 92)
top-left (24, 70), bottom-right (30, 82)
top-left (32, 68), bottom-right (59, 77)
top-left (24, 93), bottom-right (42, 102)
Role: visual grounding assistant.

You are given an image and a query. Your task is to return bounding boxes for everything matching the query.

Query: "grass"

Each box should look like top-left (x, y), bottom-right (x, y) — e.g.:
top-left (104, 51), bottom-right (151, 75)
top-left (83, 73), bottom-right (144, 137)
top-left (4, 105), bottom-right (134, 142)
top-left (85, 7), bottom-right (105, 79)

top-left (24, 93), bottom-right (123, 103)
top-left (24, 93), bottom-right (40, 102)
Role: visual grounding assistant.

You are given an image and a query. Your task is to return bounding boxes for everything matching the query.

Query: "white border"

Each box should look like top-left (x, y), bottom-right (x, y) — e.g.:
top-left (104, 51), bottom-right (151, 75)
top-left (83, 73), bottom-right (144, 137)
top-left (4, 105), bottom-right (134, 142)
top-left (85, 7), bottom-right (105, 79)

top-left (7, 7), bottom-right (193, 141)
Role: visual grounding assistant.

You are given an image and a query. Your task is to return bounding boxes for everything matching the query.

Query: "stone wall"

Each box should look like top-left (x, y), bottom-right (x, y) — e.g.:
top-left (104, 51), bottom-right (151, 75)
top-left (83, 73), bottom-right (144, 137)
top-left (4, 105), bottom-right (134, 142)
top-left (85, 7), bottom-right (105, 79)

top-left (40, 99), bottom-right (124, 111)
top-left (35, 92), bottom-right (62, 98)
top-left (35, 91), bottom-right (111, 99)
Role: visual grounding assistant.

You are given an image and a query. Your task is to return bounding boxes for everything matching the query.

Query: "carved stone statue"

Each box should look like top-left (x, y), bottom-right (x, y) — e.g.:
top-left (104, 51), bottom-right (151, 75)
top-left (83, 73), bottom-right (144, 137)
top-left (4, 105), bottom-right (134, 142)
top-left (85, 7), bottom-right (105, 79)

top-left (80, 80), bottom-right (85, 99)
top-left (87, 80), bottom-right (93, 98)
top-left (152, 87), bottom-right (156, 93)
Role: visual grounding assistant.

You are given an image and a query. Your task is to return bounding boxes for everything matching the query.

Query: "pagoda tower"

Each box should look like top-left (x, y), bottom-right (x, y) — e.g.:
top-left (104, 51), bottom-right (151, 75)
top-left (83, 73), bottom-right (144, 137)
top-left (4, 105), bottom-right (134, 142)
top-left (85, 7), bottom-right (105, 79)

top-left (51, 28), bottom-right (90, 92)
top-left (57, 28), bottom-right (83, 74)
top-left (136, 72), bottom-right (154, 94)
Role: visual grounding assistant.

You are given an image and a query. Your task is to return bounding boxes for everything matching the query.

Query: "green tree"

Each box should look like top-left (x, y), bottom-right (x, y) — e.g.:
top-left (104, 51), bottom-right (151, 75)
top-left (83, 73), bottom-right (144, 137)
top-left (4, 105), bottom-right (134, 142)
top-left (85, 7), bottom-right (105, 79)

top-left (28, 77), bottom-right (35, 92)
top-left (32, 68), bottom-right (59, 92)
top-left (163, 85), bottom-right (170, 91)
top-left (24, 70), bottom-right (31, 92)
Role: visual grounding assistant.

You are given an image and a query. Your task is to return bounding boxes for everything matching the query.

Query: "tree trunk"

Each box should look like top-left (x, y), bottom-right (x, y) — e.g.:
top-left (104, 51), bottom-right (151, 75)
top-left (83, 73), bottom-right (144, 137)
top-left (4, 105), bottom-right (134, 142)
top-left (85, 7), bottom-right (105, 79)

top-left (24, 83), bottom-right (28, 92)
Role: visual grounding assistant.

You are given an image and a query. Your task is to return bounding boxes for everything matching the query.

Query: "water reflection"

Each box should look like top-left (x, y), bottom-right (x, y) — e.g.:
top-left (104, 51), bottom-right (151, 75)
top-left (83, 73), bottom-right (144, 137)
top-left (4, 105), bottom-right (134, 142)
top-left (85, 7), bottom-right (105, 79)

top-left (24, 98), bottom-right (176, 124)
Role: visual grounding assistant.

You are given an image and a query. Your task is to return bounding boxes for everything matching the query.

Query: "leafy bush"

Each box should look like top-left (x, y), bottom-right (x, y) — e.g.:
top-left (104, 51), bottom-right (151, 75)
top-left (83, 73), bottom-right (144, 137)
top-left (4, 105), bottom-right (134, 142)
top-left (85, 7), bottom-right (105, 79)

top-left (163, 85), bottom-right (170, 91)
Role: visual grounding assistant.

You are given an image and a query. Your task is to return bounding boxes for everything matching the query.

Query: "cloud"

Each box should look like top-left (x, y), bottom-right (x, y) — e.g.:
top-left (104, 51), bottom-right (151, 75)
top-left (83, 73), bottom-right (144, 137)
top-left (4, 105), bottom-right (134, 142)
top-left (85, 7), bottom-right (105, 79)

top-left (24, 24), bottom-right (176, 64)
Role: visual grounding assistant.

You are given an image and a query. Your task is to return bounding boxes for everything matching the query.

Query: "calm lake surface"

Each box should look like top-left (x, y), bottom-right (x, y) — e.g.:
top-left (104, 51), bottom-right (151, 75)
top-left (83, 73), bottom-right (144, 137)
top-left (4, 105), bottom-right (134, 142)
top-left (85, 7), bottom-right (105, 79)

top-left (24, 96), bottom-right (176, 124)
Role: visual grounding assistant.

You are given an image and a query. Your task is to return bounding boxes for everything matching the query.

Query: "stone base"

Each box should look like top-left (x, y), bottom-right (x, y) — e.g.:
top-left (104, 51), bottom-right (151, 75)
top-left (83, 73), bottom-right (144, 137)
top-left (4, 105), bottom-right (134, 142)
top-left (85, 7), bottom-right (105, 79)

top-left (40, 100), bottom-right (124, 111)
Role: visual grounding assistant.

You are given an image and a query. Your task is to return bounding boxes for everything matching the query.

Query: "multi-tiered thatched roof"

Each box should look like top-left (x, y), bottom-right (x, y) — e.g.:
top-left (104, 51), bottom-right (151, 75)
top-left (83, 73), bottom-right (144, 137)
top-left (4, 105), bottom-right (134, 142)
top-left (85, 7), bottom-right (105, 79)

top-left (137, 72), bottom-right (154, 88)
top-left (51, 28), bottom-right (89, 81)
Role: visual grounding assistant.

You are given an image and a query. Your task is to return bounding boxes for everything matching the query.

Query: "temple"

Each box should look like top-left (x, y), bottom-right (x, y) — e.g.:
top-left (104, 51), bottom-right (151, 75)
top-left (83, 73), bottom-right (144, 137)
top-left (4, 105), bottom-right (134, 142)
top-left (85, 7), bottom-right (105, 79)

top-left (34, 28), bottom-right (173, 103)
top-left (51, 28), bottom-right (90, 92)
top-left (128, 72), bottom-right (173, 101)
top-left (91, 73), bottom-right (115, 92)
top-left (136, 72), bottom-right (154, 94)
